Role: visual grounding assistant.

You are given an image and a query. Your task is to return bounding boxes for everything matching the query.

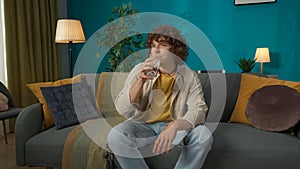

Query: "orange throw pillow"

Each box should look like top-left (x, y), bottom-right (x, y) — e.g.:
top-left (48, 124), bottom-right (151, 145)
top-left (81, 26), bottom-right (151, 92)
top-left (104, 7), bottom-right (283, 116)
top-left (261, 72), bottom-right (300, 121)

top-left (27, 75), bottom-right (82, 129)
top-left (229, 74), bottom-right (300, 124)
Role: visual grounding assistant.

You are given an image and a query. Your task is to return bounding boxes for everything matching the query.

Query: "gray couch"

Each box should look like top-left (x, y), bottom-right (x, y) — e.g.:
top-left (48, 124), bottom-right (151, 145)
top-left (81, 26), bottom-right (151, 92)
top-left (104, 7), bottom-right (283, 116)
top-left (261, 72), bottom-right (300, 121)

top-left (15, 73), bottom-right (300, 169)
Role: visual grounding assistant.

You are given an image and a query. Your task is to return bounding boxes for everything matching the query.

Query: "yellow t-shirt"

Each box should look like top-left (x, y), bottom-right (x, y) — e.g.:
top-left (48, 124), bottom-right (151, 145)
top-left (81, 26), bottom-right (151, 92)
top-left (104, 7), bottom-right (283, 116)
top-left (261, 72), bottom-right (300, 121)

top-left (146, 73), bottom-right (176, 124)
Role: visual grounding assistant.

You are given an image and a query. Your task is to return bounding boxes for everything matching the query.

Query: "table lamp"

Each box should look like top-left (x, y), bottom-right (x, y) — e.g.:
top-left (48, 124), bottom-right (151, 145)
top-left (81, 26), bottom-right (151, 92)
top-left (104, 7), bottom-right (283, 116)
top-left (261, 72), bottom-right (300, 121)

top-left (254, 47), bottom-right (270, 74)
top-left (55, 19), bottom-right (86, 76)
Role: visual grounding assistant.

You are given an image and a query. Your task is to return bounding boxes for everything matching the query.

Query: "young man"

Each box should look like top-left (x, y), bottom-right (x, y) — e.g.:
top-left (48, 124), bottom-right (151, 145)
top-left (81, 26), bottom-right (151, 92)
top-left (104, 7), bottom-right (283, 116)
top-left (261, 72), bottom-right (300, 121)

top-left (108, 25), bottom-right (213, 169)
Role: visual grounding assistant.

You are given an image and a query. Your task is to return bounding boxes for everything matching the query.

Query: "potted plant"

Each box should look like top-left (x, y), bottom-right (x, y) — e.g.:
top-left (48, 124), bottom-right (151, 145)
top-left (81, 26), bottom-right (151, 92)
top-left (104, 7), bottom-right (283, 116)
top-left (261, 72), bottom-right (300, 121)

top-left (95, 2), bottom-right (145, 72)
top-left (236, 57), bottom-right (256, 73)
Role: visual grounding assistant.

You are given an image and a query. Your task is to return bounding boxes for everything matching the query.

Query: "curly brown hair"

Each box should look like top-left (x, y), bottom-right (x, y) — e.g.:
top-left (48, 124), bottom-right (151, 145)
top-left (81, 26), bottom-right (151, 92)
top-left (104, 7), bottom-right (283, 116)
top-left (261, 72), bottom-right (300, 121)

top-left (146, 25), bottom-right (189, 61)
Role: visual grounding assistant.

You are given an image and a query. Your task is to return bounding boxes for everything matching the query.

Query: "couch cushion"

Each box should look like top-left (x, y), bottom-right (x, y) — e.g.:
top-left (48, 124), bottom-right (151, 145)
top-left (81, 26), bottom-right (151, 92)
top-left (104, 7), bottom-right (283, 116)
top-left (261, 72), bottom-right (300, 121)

top-left (202, 123), bottom-right (300, 169)
top-left (25, 125), bottom-right (77, 167)
top-left (96, 72), bottom-right (127, 125)
top-left (229, 74), bottom-right (300, 125)
top-left (40, 82), bottom-right (99, 129)
top-left (27, 75), bottom-right (82, 129)
top-left (95, 72), bottom-right (242, 123)
top-left (80, 74), bottom-right (101, 109)
top-left (246, 85), bottom-right (300, 132)
top-left (198, 73), bottom-right (241, 122)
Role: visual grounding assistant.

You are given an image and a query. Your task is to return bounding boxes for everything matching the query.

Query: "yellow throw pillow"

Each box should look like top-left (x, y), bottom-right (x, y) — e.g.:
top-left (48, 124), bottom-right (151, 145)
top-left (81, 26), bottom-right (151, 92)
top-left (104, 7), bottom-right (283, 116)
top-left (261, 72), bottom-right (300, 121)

top-left (27, 75), bottom-right (82, 129)
top-left (229, 74), bottom-right (300, 124)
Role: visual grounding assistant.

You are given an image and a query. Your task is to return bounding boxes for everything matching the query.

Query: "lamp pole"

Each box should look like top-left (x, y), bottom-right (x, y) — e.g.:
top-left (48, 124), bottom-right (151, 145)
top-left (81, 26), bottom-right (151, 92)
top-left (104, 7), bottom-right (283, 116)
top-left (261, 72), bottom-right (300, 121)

top-left (69, 41), bottom-right (73, 77)
top-left (55, 19), bottom-right (86, 77)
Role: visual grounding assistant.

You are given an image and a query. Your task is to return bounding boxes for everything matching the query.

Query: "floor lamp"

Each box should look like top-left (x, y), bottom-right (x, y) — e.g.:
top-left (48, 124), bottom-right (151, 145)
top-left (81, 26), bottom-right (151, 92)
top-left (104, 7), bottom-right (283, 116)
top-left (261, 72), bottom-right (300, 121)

top-left (55, 19), bottom-right (86, 77)
top-left (254, 47), bottom-right (270, 74)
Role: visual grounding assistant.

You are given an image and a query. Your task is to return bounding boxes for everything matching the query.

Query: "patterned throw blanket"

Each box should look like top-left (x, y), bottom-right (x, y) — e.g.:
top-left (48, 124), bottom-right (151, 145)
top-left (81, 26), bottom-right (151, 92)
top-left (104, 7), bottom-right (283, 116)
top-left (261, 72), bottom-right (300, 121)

top-left (62, 72), bottom-right (127, 169)
top-left (62, 118), bottom-right (121, 169)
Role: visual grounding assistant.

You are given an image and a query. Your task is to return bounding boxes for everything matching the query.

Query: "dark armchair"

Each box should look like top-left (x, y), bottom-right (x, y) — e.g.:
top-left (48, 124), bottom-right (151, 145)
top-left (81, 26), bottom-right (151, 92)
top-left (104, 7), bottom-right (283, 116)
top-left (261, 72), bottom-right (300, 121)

top-left (0, 81), bottom-right (22, 144)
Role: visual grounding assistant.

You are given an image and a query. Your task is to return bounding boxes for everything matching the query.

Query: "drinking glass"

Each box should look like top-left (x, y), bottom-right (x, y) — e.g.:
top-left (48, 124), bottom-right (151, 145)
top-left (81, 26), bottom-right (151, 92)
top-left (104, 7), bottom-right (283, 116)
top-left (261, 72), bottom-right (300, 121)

top-left (144, 59), bottom-right (160, 77)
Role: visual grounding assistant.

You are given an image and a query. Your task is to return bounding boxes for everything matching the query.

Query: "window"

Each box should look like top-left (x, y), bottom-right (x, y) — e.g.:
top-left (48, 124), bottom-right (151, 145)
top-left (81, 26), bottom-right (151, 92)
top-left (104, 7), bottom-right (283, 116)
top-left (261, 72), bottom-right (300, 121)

top-left (0, 0), bottom-right (7, 86)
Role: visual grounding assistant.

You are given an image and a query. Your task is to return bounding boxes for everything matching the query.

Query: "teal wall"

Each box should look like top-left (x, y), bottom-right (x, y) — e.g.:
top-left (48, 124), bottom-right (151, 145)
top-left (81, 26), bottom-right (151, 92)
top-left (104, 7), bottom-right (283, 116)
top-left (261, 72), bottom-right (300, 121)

top-left (67, 0), bottom-right (300, 81)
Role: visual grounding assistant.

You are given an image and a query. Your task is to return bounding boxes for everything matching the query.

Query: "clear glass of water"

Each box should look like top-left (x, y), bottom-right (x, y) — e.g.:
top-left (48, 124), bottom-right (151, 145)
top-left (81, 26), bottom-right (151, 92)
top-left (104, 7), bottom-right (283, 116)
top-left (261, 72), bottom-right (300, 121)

top-left (145, 59), bottom-right (160, 77)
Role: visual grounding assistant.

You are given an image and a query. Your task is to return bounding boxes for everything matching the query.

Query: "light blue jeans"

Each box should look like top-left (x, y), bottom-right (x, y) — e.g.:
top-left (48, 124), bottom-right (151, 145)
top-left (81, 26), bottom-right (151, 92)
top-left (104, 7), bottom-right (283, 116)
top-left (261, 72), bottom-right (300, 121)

top-left (107, 120), bottom-right (213, 169)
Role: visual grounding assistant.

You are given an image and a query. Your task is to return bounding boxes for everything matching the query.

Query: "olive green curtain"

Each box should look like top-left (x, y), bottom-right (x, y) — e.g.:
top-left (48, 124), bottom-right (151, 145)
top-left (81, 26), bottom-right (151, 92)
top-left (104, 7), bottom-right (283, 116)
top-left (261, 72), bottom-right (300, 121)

top-left (4, 0), bottom-right (62, 108)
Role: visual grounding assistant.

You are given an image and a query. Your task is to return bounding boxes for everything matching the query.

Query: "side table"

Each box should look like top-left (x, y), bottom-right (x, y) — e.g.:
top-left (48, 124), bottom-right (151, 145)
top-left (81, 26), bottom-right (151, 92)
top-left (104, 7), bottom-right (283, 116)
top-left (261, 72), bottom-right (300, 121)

top-left (266, 75), bottom-right (278, 79)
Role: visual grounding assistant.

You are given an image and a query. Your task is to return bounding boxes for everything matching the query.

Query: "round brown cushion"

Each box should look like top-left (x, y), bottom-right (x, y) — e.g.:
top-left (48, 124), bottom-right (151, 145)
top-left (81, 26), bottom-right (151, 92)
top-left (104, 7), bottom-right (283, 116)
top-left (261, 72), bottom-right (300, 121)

top-left (246, 85), bottom-right (300, 132)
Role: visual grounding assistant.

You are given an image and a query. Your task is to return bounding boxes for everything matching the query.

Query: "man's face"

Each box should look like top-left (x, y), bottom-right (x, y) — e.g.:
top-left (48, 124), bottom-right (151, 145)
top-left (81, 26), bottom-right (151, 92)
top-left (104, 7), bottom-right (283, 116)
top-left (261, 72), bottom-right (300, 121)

top-left (150, 38), bottom-right (176, 66)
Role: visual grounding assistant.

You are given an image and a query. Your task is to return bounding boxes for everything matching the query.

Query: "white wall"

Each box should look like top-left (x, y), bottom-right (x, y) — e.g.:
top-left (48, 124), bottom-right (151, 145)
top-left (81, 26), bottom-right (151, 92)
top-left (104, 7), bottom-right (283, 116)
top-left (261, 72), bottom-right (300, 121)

top-left (0, 0), bottom-right (7, 138)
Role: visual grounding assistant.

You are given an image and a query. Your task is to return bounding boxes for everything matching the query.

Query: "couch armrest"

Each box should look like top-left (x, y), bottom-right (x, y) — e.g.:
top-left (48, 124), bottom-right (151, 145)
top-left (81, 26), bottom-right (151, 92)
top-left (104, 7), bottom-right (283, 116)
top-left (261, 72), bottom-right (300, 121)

top-left (296, 128), bottom-right (300, 139)
top-left (15, 103), bottom-right (43, 166)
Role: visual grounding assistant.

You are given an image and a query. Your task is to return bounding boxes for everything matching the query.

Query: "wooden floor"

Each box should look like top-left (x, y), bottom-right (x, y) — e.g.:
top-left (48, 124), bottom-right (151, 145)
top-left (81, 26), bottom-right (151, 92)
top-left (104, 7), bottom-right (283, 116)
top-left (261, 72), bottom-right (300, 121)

top-left (0, 133), bottom-right (45, 169)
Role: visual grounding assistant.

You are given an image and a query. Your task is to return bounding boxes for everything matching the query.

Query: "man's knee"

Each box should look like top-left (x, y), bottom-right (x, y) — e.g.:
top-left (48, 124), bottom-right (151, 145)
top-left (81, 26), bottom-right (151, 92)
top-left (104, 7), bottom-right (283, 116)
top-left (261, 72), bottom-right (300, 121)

top-left (189, 125), bottom-right (213, 145)
top-left (107, 121), bottom-right (147, 149)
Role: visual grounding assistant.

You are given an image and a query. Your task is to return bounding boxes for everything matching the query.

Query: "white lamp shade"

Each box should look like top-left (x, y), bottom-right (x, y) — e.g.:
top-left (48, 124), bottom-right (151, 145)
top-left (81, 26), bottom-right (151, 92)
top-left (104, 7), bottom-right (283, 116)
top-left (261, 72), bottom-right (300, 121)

top-left (254, 47), bottom-right (270, 63)
top-left (55, 19), bottom-right (86, 43)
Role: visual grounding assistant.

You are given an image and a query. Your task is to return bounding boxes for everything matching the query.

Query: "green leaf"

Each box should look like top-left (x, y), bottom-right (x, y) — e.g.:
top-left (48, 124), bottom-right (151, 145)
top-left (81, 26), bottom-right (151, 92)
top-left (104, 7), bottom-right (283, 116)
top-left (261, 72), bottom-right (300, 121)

top-left (95, 2), bottom-right (145, 72)
top-left (236, 57), bottom-right (256, 72)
